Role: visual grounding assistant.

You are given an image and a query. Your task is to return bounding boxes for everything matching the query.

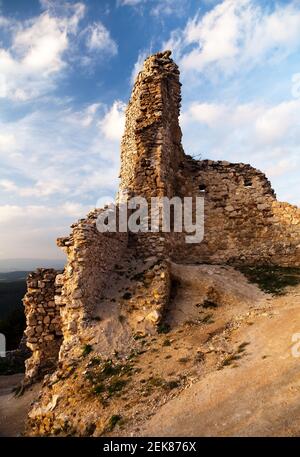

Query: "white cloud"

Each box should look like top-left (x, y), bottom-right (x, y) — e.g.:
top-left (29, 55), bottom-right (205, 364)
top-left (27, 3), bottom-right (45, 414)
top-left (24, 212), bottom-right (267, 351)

top-left (85, 22), bottom-right (117, 55)
top-left (0, 132), bottom-right (16, 150)
top-left (120, 0), bottom-right (188, 16)
top-left (166, 0), bottom-right (300, 77)
top-left (0, 99), bottom-right (123, 204)
top-left (0, 179), bottom-right (18, 193)
top-left (0, 202), bottom-right (90, 258)
top-left (0, 203), bottom-right (87, 224)
top-left (67, 103), bottom-right (102, 127)
top-left (13, 15), bottom-right (68, 74)
top-left (185, 102), bottom-right (226, 127)
top-left (0, 15), bottom-right (11, 27)
top-left (130, 50), bottom-right (148, 84)
top-left (119, 0), bottom-right (145, 5)
top-left (265, 158), bottom-right (295, 178)
top-left (181, 97), bottom-right (300, 205)
top-left (0, 3), bottom-right (85, 101)
top-left (0, 96), bottom-right (125, 258)
top-left (1, 179), bottom-right (64, 198)
top-left (151, 0), bottom-right (189, 17)
top-left (99, 100), bottom-right (126, 141)
top-left (0, 2), bottom-right (117, 101)
top-left (184, 99), bottom-right (300, 144)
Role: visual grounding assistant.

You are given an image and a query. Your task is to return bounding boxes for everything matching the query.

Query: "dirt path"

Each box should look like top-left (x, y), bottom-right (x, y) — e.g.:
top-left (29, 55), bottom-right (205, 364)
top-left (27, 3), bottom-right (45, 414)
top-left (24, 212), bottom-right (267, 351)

top-left (0, 374), bottom-right (40, 437)
top-left (139, 283), bottom-right (300, 437)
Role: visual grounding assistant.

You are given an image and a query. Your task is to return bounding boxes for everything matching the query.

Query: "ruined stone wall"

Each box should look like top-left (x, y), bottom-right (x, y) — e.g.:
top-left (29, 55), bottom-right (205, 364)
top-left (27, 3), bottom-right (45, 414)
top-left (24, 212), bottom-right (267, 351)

top-left (119, 50), bottom-right (185, 257)
top-left (56, 209), bottom-right (128, 358)
top-left (120, 50), bottom-right (184, 198)
top-left (23, 269), bottom-right (62, 382)
top-left (21, 51), bottom-right (300, 386)
top-left (172, 158), bottom-right (300, 266)
top-left (119, 51), bottom-right (300, 267)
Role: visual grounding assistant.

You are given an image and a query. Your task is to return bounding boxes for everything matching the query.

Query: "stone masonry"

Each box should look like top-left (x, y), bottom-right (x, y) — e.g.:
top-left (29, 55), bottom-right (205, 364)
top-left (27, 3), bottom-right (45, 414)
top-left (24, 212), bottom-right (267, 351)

top-left (23, 50), bottom-right (300, 383)
top-left (173, 158), bottom-right (300, 266)
top-left (118, 51), bottom-right (300, 265)
top-left (23, 269), bottom-right (62, 383)
top-left (55, 209), bottom-right (128, 360)
top-left (119, 50), bottom-right (185, 257)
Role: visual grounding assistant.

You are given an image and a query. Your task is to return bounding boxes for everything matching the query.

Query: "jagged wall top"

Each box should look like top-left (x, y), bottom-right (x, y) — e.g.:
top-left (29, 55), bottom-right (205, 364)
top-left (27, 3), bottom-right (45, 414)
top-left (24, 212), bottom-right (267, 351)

top-left (119, 50), bottom-right (184, 200)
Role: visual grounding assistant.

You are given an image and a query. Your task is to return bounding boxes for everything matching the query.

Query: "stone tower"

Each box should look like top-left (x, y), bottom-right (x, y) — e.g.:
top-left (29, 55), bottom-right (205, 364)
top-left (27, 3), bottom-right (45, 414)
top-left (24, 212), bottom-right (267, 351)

top-left (119, 51), bottom-right (185, 257)
top-left (119, 50), bottom-right (184, 200)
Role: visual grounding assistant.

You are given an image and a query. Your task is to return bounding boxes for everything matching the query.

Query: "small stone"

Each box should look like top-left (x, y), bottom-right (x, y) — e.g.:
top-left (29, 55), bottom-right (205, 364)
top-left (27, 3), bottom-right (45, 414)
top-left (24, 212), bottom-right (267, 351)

top-left (146, 310), bottom-right (161, 324)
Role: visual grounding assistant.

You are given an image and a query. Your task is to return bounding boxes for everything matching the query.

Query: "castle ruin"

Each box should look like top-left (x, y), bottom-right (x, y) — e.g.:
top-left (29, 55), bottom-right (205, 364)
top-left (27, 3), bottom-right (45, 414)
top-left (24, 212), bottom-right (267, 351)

top-left (23, 51), bottom-right (300, 394)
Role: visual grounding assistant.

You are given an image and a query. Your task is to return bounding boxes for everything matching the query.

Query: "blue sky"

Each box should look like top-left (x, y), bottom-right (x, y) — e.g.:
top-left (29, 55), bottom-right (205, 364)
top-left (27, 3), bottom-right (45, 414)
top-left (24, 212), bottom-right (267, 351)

top-left (0, 0), bottom-right (300, 260)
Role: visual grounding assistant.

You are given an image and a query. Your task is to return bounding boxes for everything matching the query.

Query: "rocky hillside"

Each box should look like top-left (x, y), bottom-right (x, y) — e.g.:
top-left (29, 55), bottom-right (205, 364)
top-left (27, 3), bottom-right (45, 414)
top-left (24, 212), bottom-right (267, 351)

top-left (23, 264), bottom-right (300, 436)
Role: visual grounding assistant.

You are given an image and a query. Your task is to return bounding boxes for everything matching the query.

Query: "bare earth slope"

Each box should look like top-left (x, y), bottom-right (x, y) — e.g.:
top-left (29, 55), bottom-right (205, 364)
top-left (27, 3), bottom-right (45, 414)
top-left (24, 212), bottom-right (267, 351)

top-left (138, 273), bottom-right (300, 437)
top-left (0, 374), bottom-right (40, 437)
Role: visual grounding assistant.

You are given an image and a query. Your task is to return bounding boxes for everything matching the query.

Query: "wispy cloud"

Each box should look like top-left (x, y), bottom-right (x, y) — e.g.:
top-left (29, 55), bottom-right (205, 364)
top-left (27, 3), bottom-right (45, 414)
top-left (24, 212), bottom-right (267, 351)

top-left (166, 0), bottom-right (300, 78)
top-left (0, 2), bottom-right (84, 100)
top-left (130, 49), bottom-right (148, 84)
top-left (0, 202), bottom-right (91, 258)
top-left (0, 1), bottom-right (117, 101)
top-left (119, 0), bottom-right (189, 17)
top-left (181, 98), bottom-right (300, 204)
top-left (84, 21), bottom-right (118, 54)
top-left (0, 96), bottom-right (124, 257)
top-left (99, 100), bottom-right (126, 141)
top-left (0, 100), bottom-right (123, 201)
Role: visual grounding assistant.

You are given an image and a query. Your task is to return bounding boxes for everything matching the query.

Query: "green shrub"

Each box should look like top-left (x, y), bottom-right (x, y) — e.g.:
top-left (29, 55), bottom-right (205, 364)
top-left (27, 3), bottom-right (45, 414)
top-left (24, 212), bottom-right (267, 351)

top-left (82, 344), bottom-right (93, 357)
top-left (238, 266), bottom-right (300, 295)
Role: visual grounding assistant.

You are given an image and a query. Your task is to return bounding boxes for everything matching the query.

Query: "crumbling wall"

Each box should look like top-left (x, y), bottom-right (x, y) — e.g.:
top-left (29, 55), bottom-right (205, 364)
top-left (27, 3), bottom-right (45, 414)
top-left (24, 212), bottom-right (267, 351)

top-left (23, 269), bottom-right (62, 383)
top-left (22, 50), bottom-right (300, 386)
top-left (56, 209), bottom-right (128, 359)
top-left (121, 259), bottom-right (171, 334)
top-left (120, 51), bottom-right (300, 267)
top-left (119, 50), bottom-right (184, 257)
top-left (172, 159), bottom-right (300, 266)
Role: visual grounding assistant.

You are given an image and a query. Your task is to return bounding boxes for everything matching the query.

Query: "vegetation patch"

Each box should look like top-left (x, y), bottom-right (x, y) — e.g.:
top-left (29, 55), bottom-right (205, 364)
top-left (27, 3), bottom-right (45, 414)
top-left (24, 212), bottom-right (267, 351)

top-left (82, 344), bottom-right (93, 357)
top-left (238, 266), bottom-right (300, 295)
top-left (202, 300), bottom-right (218, 309)
top-left (147, 376), bottom-right (164, 388)
top-left (162, 339), bottom-right (171, 347)
top-left (178, 357), bottom-right (190, 364)
top-left (107, 415), bottom-right (122, 432)
top-left (219, 342), bottom-right (250, 369)
top-left (107, 378), bottom-right (127, 396)
top-left (88, 358), bottom-right (133, 402)
top-left (157, 322), bottom-right (170, 334)
top-left (199, 313), bottom-right (214, 324)
top-left (163, 380), bottom-right (180, 390)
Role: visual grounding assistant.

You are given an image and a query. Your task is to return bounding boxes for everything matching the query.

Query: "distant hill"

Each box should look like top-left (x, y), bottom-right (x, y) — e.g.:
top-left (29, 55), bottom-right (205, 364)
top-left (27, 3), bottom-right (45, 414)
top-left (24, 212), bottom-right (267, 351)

top-left (0, 280), bottom-right (27, 320)
top-left (0, 271), bottom-right (30, 282)
top-left (0, 258), bottom-right (65, 273)
top-left (0, 278), bottom-right (27, 350)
